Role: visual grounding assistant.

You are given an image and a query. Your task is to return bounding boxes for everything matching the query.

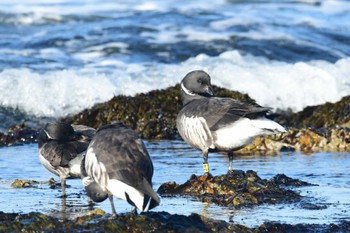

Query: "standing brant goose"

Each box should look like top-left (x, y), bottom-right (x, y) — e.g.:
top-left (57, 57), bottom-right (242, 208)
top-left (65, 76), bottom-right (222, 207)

top-left (38, 123), bottom-right (96, 197)
top-left (83, 121), bottom-right (160, 215)
top-left (176, 70), bottom-right (286, 174)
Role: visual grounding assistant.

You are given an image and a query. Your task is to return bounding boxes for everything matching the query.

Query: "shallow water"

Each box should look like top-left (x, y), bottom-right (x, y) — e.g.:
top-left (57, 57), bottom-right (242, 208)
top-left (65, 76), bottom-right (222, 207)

top-left (0, 141), bottom-right (349, 227)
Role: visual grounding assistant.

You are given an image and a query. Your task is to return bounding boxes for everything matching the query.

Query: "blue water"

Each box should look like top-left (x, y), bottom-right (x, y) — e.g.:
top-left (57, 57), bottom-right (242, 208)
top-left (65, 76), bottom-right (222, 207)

top-left (0, 141), bottom-right (349, 227)
top-left (0, 0), bottom-right (350, 127)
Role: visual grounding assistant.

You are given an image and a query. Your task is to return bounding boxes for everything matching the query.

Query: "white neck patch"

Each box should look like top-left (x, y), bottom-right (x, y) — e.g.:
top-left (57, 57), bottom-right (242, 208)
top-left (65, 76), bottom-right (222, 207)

top-left (181, 82), bottom-right (196, 96)
top-left (44, 130), bottom-right (54, 139)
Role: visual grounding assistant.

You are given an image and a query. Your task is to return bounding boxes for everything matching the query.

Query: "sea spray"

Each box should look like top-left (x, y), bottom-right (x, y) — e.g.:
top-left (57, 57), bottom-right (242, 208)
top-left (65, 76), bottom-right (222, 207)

top-left (1, 52), bottom-right (349, 118)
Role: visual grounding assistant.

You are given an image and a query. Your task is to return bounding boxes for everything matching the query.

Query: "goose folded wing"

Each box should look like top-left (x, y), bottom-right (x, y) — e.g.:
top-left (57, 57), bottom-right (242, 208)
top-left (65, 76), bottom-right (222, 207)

top-left (107, 138), bottom-right (156, 197)
top-left (199, 98), bottom-right (271, 131)
top-left (40, 142), bottom-right (78, 167)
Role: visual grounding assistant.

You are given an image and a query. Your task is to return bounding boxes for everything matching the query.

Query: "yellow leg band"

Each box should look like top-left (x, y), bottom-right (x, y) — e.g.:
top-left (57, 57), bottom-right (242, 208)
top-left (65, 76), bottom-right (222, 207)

top-left (203, 163), bottom-right (210, 173)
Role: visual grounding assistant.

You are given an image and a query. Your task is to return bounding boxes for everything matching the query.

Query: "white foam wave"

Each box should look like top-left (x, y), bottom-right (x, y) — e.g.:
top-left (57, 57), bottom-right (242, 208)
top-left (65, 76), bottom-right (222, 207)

top-left (1, 51), bottom-right (349, 118)
top-left (0, 69), bottom-right (116, 117)
top-left (147, 52), bottom-right (350, 113)
top-left (191, 51), bottom-right (350, 112)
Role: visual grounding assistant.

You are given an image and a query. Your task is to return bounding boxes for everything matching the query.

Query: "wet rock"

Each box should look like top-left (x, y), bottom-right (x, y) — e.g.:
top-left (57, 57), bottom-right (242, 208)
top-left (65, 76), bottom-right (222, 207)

top-left (60, 83), bottom-right (350, 152)
top-left (2, 86), bottom-right (349, 154)
top-left (0, 211), bottom-right (348, 233)
top-left (158, 171), bottom-right (309, 208)
top-left (270, 174), bottom-right (314, 187)
top-left (256, 221), bottom-right (350, 233)
top-left (298, 200), bottom-right (328, 210)
top-left (11, 179), bottom-right (39, 188)
top-left (62, 84), bottom-right (255, 139)
top-left (10, 178), bottom-right (57, 189)
top-left (239, 127), bottom-right (350, 153)
top-left (275, 95), bottom-right (350, 129)
top-left (0, 106), bottom-right (52, 132)
top-left (0, 124), bottom-right (38, 147)
top-left (86, 208), bottom-right (106, 216)
top-left (47, 178), bottom-right (61, 189)
top-left (0, 211), bottom-right (251, 233)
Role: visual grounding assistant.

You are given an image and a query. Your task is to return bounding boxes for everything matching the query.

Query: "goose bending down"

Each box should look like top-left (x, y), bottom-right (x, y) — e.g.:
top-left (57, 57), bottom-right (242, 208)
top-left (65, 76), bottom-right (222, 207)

top-left (38, 123), bottom-right (96, 197)
top-left (83, 121), bottom-right (160, 215)
top-left (176, 70), bottom-right (286, 174)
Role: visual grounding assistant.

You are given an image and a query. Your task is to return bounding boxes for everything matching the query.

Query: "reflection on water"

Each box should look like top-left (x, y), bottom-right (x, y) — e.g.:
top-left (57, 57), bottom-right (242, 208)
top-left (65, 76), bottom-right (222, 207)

top-left (0, 141), bottom-right (349, 227)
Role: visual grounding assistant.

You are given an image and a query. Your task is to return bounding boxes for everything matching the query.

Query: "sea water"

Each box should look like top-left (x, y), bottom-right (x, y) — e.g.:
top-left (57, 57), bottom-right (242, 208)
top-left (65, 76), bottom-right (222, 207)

top-left (0, 0), bottom-right (349, 126)
top-left (0, 142), bottom-right (349, 227)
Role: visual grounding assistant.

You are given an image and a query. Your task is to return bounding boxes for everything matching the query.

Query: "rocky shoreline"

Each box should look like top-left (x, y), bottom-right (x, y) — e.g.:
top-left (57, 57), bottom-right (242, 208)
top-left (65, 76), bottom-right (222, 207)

top-left (1, 210), bottom-right (349, 233)
top-left (0, 84), bottom-right (349, 153)
top-left (3, 171), bottom-right (349, 232)
top-left (158, 171), bottom-right (311, 208)
top-left (1, 85), bottom-right (349, 232)
top-left (0, 124), bottom-right (38, 147)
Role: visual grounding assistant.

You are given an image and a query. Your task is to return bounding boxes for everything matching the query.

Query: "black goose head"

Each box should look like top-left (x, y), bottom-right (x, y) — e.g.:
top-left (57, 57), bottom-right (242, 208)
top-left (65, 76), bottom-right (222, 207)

top-left (85, 182), bottom-right (109, 202)
top-left (39, 123), bottom-right (75, 144)
top-left (180, 70), bottom-right (214, 105)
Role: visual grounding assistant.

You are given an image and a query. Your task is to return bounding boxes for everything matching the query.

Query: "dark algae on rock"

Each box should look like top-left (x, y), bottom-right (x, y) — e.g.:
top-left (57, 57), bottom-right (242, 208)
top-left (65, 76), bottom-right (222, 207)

top-left (239, 126), bottom-right (350, 153)
top-left (62, 84), bottom-right (255, 139)
top-left (1, 83), bottom-right (349, 153)
top-left (0, 124), bottom-right (38, 147)
top-left (158, 170), bottom-right (311, 208)
top-left (10, 178), bottom-right (57, 189)
top-left (0, 211), bottom-right (251, 233)
top-left (1, 211), bottom-right (349, 233)
top-left (60, 83), bottom-right (350, 152)
top-left (276, 95), bottom-right (350, 129)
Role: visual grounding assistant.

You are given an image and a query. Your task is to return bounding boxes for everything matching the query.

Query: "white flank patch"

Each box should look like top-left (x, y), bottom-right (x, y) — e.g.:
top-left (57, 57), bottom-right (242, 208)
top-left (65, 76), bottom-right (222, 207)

top-left (68, 153), bottom-right (84, 177)
top-left (214, 117), bottom-right (285, 150)
top-left (107, 179), bottom-right (146, 212)
top-left (85, 147), bottom-right (108, 191)
top-left (179, 115), bottom-right (214, 150)
top-left (250, 117), bottom-right (286, 133)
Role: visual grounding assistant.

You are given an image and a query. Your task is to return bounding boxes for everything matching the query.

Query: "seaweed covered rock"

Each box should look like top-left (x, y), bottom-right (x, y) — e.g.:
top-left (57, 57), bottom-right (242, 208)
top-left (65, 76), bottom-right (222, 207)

top-left (239, 127), bottom-right (350, 153)
top-left (0, 211), bottom-right (251, 233)
top-left (0, 124), bottom-right (38, 147)
top-left (1, 211), bottom-right (348, 233)
top-left (158, 170), bottom-right (311, 208)
top-left (62, 84), bottom-right (255, 139)
top-left (11, 179), bottom-right (38, 188)
top-left (276, 95), bottom-right (350, 129)
top-left (10, 178), bottom-right (57, 189)
top-left (256, 221), bottom-right (350, 233)
top-left (61, 83), bottom-right (350, 153)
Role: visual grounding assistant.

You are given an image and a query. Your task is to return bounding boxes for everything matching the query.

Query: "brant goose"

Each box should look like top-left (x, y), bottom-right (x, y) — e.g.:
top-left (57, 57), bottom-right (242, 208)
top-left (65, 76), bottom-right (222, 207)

top-left (38, 123), bottom-right (96, 197)
top-left (83, 122), bottom-right (160, 215)
top-left (176, 70), bottom-right (286, 174)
